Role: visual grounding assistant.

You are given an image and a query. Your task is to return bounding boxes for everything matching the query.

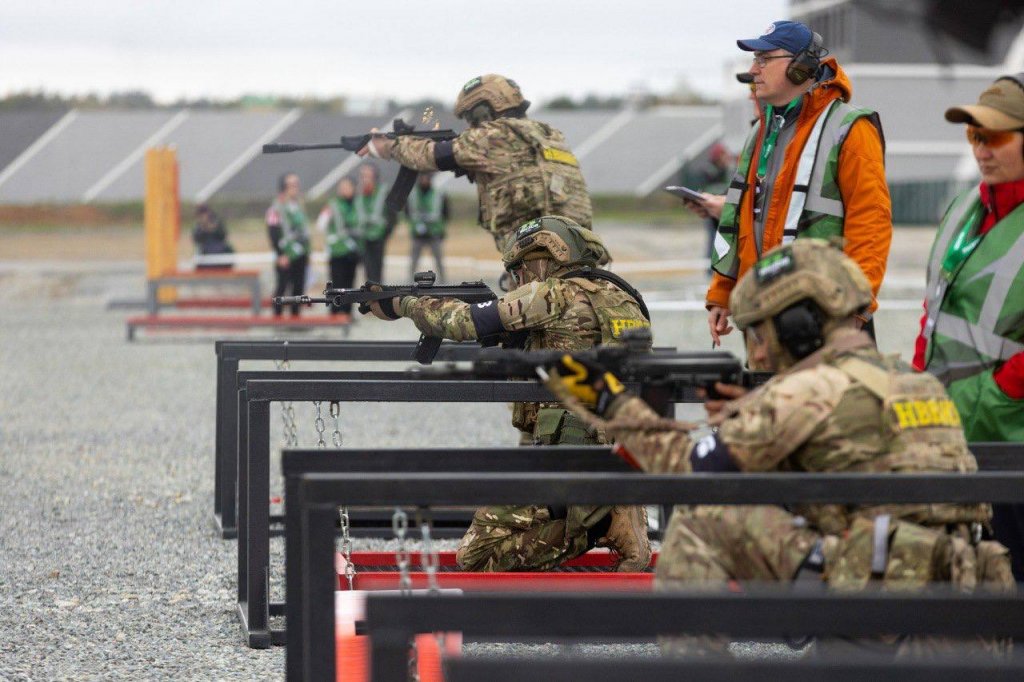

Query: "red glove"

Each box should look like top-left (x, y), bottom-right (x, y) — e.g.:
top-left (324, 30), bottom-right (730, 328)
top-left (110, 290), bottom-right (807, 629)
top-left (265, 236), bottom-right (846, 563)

top-left (993, 353), bottom-right (1024, 400)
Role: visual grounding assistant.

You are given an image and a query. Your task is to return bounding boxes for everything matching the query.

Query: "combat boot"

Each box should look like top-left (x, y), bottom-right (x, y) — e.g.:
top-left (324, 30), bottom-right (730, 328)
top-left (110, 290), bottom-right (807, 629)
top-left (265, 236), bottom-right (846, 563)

top-left (597, 505), bottom-right (651, 572)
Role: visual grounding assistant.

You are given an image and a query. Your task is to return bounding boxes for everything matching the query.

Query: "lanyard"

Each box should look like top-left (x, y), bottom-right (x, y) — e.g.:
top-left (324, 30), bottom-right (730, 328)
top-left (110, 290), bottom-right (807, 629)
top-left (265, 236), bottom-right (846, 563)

top-left (940, 205), bottom-right (984, 280)
top-left (756, 97), bottom-right (800, 180)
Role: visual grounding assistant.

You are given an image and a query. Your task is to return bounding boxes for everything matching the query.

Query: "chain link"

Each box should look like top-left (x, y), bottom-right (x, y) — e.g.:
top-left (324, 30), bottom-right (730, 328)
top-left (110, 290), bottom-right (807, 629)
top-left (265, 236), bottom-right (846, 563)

top-left (418, 507), bottom-right (449, 674)
top-left (330, 401), bottom-right (343, 447)
top-left (392, 508), bottom-right (412, 595)
top-left (314, 401), bottom-right (326, 448)
top-left (339, 506), bottom-right (355, 590)
top-left (275, 358), bottom-right (299, 447)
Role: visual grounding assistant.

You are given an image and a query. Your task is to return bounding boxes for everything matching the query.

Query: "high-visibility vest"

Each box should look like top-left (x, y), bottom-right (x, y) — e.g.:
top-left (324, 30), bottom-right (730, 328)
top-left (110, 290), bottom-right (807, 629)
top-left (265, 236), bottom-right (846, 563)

top-left (355, 185), bottom-right (388, 241)
top-left (712, 99), bottom-right (882, 279)
top-left (922, 186), bottom-right (1024, 385)
top-left (271, 200), bottom-right (310, 260)
top-left (324, 197), bottom-right (361, 258)
top-left (408, 186), bottom-right (445, 238)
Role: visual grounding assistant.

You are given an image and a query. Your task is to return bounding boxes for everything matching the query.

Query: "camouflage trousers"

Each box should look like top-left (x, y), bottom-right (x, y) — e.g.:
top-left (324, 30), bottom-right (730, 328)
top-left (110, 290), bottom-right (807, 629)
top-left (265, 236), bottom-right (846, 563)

top-left (456, 408), bottom-right (610, 572)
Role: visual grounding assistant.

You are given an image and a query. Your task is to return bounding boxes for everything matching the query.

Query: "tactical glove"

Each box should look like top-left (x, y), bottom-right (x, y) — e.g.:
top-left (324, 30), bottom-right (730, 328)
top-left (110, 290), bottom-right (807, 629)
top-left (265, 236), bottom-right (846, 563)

top-left (550, 355), bottom-right (626, 416)
top-left (360, 283), bottom-right (403, 320)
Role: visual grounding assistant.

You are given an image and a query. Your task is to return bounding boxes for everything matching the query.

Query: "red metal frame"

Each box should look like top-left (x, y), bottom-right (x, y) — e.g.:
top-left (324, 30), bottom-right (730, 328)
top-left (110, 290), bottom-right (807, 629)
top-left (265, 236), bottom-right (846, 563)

top-left (336, 551), bottom-right (659, 592)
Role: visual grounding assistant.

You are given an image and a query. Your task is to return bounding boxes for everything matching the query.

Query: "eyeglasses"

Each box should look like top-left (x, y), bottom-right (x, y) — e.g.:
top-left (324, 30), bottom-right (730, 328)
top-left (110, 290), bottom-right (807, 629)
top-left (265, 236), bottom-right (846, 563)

top-left (752, 53), bottom-right (793, 68)
top-left (965, 126), bottom-right (1024, 148)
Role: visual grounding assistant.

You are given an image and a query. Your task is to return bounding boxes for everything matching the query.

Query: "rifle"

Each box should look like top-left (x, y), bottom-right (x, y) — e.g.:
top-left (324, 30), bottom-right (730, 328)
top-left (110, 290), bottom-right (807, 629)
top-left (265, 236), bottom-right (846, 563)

top-left (273, 271), bottom-right (495, 364)
top-left (415, 328), bottom-right (772, 405)
top-left (261, 118), bottom-right (459, 212)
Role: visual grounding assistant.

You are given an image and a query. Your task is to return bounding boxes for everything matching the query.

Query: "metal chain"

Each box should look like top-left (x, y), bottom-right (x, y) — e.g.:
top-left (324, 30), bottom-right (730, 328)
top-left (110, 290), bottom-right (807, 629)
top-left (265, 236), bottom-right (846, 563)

top-left (330, 401), bottom-right (343, 447)
top-left (314, 401), bottom-right (326, 448)
top-left (339, 506), bottom-right (355, 590)
top-left (275, 359), bottom-right (298, 447)
top-left (418, 507), bottom-right (449, 674)
top-left (393, 508), bottom-right (412, 595)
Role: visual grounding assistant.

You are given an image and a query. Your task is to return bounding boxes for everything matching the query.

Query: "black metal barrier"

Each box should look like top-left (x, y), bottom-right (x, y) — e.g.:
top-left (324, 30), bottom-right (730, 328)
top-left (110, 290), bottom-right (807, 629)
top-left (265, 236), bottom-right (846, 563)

top-left (287, 450), bottom-right (1024, 681)
top-left (443, 656), bottom-right (1024, 682)
top-left (213, 339), bottom-right (485, 538)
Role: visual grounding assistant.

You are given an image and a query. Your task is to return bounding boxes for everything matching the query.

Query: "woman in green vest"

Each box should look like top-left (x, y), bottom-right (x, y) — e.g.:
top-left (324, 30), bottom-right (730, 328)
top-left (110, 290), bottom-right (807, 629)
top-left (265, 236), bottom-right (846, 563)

top-left (914, 73), bottom-right (1024, 578)
top-left (316, 177), bottom-right (362, 320)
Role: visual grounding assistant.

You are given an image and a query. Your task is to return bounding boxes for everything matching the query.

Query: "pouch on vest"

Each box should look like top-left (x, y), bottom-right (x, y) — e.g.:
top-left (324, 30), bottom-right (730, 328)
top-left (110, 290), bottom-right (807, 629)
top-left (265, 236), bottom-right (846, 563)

top-left (974, 540), bottom-right (1016, 592)
top-left (827, 516), bottom-right (875, 591)
top-left (883, 520), bottom-right (948, 591)
top-left (534, 408), bottom-right (597, 445)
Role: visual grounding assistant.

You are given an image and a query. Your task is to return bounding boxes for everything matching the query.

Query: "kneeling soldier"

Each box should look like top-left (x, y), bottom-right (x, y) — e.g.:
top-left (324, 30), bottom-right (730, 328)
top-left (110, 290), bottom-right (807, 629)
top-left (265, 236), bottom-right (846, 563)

top-left (548, 239), bottom-right (1013, 655)
top-left (365, 215), bottom-right (652, 572)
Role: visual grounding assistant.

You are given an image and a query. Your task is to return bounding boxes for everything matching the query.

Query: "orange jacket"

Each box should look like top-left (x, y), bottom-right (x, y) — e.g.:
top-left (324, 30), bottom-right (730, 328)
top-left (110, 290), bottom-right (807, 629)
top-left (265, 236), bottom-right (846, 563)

top-left (706, 58), bottom-right (892, 315)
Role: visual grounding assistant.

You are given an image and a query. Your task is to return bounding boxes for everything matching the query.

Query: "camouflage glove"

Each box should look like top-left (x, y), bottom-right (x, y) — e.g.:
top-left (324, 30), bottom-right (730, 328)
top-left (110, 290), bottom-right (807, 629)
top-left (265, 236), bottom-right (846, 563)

top-left (359, 283), bottom-right (403, 320)
top-left (550, 355), bottom-right (626, 417)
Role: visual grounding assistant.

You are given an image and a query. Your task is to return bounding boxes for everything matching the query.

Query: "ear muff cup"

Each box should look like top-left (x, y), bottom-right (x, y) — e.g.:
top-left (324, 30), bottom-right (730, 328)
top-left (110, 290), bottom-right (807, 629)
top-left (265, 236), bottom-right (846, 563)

top-left (786, 32), bottom-right (824, 85)
top-left (773, 300), bottom-right (825, 359)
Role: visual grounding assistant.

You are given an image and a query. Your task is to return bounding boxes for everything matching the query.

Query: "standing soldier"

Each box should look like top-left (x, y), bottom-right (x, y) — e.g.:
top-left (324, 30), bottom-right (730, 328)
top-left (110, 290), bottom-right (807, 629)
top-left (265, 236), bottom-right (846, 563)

top-left (267, 172), bottom-right (310, 318)
top-left (360, 74), bottom-right (592, 252)
top-left (546, 239), bottom-right (1012, 655)
top-left (406, 172), bottom-right (449, 281)
top-left (316, 176), bottom-right (362, 321)
top-left (355, 163), bottom-right (396, 283)
top-left (362, 216), bottom-right (652, 572)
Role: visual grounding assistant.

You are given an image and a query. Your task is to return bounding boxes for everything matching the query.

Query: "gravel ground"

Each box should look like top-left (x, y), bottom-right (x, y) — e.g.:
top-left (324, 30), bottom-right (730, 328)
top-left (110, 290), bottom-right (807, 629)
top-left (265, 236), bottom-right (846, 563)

top-left (0, 222), bottom-right (930, 679)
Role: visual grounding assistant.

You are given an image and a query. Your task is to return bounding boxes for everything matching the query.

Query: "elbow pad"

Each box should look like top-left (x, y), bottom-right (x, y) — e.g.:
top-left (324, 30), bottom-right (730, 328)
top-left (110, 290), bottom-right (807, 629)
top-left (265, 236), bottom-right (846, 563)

top-left (469, 300), bottom-right (503, 338)
top-left (688, 434), bottom-right (739, 472)
top-left (433, 140), bottom-right (461, 172)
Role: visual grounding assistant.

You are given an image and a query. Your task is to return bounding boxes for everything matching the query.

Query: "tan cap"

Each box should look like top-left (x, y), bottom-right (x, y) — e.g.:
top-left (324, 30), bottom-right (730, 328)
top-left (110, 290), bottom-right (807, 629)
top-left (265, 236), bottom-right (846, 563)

top-left (945, 74), bottom-right (1024, 130)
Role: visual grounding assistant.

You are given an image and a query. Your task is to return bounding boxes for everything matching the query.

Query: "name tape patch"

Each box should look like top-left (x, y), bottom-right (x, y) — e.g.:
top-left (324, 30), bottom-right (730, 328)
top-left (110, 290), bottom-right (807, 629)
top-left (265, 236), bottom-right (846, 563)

top-left (542, 147), bottom-right (579, 167)
top-left (755, 248), bottom-right (795, 283)
top-left (610, 319), bottom-right (651, 337)
top-left (891, 398), bottom-right (962, 430)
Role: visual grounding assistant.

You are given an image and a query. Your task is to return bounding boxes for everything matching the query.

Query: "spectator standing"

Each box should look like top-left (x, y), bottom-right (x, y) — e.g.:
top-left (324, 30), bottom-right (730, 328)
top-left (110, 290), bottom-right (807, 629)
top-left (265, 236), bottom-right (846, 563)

top-left (914, 74), bottom-right (1024, 578)
top-left (191, 204), bottom-right (234, 270)
top-left (406, 172), bottom-right (449, 281)
top-left (266, 172), bottom-right (310, 317)
top-left (355, 163), bottom-right (396, 283)
top-left (316, 177), bottom-right (362, 320)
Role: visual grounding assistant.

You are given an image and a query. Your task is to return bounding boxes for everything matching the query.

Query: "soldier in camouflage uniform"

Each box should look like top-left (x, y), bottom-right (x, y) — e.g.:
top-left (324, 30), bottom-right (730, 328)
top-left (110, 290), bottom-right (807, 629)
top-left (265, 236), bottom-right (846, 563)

top-left (364, 216), bottom-right (651, 572)
top-left (548, 239), bottom-right (1013, 655)
top-left (360, 74), bottom-right (592, 252)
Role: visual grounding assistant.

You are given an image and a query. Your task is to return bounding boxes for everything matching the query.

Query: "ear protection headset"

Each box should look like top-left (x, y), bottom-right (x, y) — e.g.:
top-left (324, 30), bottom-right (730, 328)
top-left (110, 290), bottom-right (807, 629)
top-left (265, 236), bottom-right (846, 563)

top-left (773, 300), bottom-right (825, 359)
top-left (786, 32), bottom-right (825, 85)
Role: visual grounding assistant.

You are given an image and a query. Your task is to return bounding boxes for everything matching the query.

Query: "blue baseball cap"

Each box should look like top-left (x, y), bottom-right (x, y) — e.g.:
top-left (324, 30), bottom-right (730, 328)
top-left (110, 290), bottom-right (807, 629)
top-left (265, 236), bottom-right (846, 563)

top-left (737, 20), bottom-right (813, 54)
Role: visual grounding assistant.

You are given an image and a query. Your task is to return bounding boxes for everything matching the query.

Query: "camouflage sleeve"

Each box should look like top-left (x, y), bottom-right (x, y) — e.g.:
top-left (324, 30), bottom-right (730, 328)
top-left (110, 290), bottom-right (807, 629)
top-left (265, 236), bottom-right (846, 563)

top-left (391, 138), bottom-right (440, 171)
top-left (451, 124), bottom-right (516, 174)
top-left (602, 395), bottom-right (696, 473)
top-left (496, 279), bottom-right (572, 331)
top-left (399, 296), bottom-right (477, 341)
top-left (718, 366), bottom-right (849, 471)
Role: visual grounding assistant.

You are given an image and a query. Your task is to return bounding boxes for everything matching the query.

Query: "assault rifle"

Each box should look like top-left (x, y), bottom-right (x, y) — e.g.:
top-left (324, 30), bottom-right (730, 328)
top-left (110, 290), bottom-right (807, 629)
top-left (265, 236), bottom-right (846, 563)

top-left (415, 328), bottom-right (772, 408)
top-left (261, 117), bottom-right (459, 212)
top-left (274, 271), bottom-right (495, 364)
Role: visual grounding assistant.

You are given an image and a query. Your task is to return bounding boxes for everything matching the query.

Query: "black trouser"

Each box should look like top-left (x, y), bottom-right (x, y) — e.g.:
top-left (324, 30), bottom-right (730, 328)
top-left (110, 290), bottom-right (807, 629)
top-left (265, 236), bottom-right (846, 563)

top-left (363, 238), bottom-right (387, 283)
top-left (991, 504), bottom-right (1024, 581)
top-left (328, 253), bottom-right (360, 315)
top-left (272, 254), bottom-right (308, 316)
top-left (409, 236), bottom-right (445, 282)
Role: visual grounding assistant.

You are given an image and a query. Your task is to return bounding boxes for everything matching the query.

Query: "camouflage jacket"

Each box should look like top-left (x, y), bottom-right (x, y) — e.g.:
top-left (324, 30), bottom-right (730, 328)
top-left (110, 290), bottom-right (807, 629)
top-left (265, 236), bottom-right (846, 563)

top-left (391, 118), bottom-right (593, 251)
top-left (603, 328), bottom-right (989, 534)
top-left (400, 274), bottom-right (648, 432)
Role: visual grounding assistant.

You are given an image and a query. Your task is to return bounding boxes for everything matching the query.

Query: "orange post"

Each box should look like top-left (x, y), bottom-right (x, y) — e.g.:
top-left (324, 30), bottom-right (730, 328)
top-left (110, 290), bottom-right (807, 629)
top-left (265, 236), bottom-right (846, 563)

top-left (144, 147), bottom-right (180, 303)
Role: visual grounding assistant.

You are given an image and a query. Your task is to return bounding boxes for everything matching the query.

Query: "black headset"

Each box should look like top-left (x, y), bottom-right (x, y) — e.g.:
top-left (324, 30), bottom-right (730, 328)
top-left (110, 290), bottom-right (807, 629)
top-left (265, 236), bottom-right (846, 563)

top-left (786, 32), bottom-right (826, 85)
top-left (773, 300), bottom-right (825, 359)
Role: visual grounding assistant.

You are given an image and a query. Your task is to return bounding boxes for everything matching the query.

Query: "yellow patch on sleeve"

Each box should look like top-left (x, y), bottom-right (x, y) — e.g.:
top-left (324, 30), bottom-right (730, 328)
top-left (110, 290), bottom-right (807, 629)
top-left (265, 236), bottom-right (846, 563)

top-left (610, 318), bottom-right (651, 337)
top-left (541, 147), bottom-right (579, 167)
top-left (891, 399), bottom-right (962, 429)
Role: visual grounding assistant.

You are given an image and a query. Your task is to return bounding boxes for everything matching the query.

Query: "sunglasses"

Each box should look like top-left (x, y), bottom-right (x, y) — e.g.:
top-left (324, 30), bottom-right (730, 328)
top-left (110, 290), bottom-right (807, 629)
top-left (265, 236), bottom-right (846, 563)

top-left (965, 126), bottom-right (1023, 148)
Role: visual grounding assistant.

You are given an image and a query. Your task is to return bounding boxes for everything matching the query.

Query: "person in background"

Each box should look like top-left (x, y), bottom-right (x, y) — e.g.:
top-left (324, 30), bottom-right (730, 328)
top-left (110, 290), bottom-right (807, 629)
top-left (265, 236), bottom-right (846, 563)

top-left (406, 172), bottom-right (450, 281)
top-left (266, 172), bottom-right (310, 317)
top-left (316, 177), bottom-right (362, 321)
top-left (687, 143), bottom-right (733, 266)
top-left (192, 204), bottom-right (233, 270)
top-left (915, 73), bottom-right (1024, 579)
top-left (355, 163), bottom-right (396, 283)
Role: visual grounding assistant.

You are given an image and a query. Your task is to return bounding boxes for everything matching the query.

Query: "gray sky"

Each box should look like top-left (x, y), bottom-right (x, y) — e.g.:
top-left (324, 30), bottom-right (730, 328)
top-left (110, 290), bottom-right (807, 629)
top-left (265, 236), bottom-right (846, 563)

top-left (0, 0), bottom-right (787, 105)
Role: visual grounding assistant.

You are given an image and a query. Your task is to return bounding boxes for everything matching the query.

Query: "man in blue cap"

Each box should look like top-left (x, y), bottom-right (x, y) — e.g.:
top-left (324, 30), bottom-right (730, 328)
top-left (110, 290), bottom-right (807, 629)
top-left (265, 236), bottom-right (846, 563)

top-left (683, 20), bottom-right (892, 356)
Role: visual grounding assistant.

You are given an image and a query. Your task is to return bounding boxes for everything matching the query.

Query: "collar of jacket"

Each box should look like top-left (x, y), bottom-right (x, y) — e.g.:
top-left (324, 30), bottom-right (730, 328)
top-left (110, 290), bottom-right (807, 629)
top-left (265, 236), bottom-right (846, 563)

top-left (979, 177), bottom-right (1024, 233)
top-left (757, 56), bottom-right (852, 132)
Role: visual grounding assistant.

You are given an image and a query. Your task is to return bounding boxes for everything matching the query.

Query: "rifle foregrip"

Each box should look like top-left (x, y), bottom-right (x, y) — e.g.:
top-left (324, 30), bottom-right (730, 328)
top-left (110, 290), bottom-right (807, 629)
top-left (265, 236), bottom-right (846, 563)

top-left (386, 166), bottom-right (419, 213)
top-left (413, 335), bottom-right (444, 365)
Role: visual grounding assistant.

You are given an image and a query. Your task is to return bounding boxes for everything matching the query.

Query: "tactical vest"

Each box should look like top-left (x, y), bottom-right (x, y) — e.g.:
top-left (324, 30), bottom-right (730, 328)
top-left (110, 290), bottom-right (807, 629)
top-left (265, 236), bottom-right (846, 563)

top-left (325, 198), bottom-right (361, 258)
top-left (921, 186), bottom-right (1024, 385)
top-left (355, 186), bottom-right (388, 241)
top-left (272, 200), bottom-right (310, 260)
top-left (478, 119), bottom-right (593, 251)
top-left (408, 186), bottom-right (445, 239)
top-left (799, 351), bottom-right (988, 535)
top-left (712, 100), bottom-right (882, 279)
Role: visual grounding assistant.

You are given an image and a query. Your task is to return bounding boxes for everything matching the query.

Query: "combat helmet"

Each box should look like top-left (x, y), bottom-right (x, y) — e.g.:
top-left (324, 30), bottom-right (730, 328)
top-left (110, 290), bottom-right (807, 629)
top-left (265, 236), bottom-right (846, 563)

top-left (454, 74), bottom-right (530, 125)
top-left (730, 239), bottom-right (871, 358)
top-left (502, 216), bottom-right (610, 272)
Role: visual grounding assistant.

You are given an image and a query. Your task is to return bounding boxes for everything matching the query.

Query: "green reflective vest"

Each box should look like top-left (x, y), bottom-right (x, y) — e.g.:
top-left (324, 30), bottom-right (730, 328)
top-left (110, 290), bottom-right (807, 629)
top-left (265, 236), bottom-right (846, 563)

top-left (271, 200), bottom-right (310, 261)
top-left (355, 185), bottom-right (389, 241)
top-left (712, 100), bottom-right (881, 278)
top-left (324, 197), bottom-right (361, 258)
top-left (922, 186), bottom-right (1024, 441)
top-left (408, 186), bottom-right (446, 239)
